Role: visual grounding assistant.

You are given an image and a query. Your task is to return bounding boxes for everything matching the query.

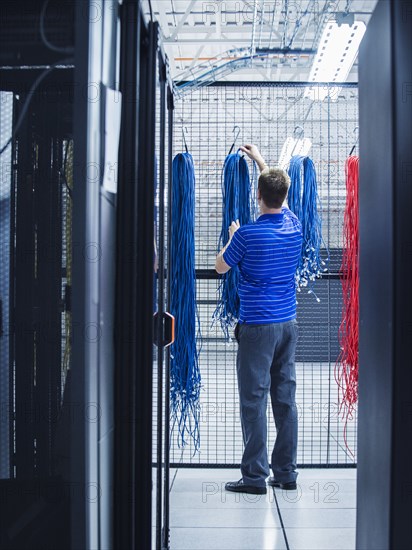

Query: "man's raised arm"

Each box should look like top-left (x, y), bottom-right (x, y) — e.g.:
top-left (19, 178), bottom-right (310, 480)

top-left (239, 144), bottom-right (268, 173)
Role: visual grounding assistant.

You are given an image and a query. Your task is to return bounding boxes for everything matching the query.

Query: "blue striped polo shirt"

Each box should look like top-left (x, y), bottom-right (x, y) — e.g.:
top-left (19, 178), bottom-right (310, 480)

top-left (223, 207), bottom-right (303, 324)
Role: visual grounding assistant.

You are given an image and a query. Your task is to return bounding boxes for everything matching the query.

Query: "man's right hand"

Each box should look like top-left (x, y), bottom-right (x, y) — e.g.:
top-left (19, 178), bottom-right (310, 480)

top-left (239, 144), bottom-right (268, 172)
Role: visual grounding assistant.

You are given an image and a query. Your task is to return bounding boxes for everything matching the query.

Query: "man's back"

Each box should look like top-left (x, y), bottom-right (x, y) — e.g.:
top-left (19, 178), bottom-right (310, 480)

top-left (223, 207), bottom-right (302, 324)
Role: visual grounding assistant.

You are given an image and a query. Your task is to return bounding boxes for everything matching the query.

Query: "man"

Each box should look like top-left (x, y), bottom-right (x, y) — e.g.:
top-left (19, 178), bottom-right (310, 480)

top-left (215, 144), bottom-right (302, 495)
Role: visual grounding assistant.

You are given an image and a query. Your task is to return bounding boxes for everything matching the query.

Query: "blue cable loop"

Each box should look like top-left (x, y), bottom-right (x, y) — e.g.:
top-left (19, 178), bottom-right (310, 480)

top-left (287, 155), bottom-right (329, 298)
top-left (170, 152), bottom-right (202, 452)
top-left (213, 151), bottom-right (254, 339)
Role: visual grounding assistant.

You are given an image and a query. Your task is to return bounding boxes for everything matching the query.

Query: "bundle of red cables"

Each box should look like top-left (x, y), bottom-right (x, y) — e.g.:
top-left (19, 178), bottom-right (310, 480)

top-left (335, 156), bottom-right (359, 455)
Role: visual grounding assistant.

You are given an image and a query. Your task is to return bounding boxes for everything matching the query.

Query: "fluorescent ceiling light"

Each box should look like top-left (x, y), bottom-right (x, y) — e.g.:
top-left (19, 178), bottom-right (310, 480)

top-left (305, 19), bottom-right (366, 101)
top-left (278, 137), bottom-right (312, 169)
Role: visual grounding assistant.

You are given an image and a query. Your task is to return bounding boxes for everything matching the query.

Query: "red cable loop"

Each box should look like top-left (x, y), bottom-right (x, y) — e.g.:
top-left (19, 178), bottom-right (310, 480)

top-left (335, 156), bottom-right (359, 457)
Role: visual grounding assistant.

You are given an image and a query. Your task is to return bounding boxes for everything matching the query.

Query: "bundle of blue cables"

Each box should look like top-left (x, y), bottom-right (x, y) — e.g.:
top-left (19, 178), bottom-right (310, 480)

top-left (170, 152), bottom-right (202, 451)
top-left (213, 151), bottom-right (253, 339)
top-left (287, 155), bottom-right (328, 296)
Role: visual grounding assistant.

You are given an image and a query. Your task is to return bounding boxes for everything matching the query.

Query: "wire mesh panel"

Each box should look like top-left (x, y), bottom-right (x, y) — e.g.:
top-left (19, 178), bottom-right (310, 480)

top-left (169, 83), bottom-right (358, 466)
top-left (61, 140), bottom-right (73, 399)
top-left (0, 92), bottom-right (13, 478)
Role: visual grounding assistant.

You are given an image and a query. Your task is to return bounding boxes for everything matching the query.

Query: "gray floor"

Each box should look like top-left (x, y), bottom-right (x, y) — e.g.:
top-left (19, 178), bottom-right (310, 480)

top-left (166, 467), bottom-right (357, 550)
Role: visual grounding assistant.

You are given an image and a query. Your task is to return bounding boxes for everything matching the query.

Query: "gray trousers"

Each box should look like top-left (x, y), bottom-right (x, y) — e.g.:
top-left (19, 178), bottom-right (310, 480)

top-left (235, 320), bottom-right (299, 487)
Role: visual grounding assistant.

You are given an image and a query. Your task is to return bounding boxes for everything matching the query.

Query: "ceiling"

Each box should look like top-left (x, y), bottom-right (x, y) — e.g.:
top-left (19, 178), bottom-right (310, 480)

top-left (143, 0), bottom-right (377, 88)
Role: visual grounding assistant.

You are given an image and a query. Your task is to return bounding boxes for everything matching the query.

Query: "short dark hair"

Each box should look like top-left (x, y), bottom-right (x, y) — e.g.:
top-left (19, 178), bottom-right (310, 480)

top-left (258, 168), bottom-right (290, 208)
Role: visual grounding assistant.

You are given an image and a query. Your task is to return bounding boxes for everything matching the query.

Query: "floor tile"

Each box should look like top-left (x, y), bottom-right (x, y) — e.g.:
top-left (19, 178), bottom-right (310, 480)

top-left (275, 488), bottom-right (356, 509)
top-left (172, 468), bottom-right (241, 480)
top-left (171, 488), bottom-right (279, 509)
top-left (171, 469), bottom-right (242, 494)
top-left (285, 528), bottom-right (356, 550)
top-left (170, 527), bottom-right (287, 550)
top-left (296, 468), bottom-right (356, 479)
top-left (171, 506), bottom-right (282, 528)
top-left (280, 507), bottom-right (356, 528)
top-left (274, 476), bottom-right (356, 509)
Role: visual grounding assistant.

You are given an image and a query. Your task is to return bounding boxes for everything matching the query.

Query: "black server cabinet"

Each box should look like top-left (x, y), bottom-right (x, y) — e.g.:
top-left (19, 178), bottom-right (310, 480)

top-left (357, 1), bottom-right (412, 549)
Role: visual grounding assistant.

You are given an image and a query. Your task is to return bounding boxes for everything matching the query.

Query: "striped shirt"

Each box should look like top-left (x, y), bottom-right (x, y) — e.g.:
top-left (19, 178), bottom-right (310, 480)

top-left (223, 207), bottom-right (303, 324)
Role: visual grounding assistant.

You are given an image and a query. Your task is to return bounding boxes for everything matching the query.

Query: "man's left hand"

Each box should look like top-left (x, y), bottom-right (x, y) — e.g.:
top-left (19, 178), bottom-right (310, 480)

top-left (229, 219), bottom-right (240, 240)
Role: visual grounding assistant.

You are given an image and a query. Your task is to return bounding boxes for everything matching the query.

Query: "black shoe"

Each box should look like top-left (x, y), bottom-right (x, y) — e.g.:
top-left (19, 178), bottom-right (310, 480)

top-left (267, 477), bottom-right (297, 490)
top-left (225, 479), bottom-right (267, 495)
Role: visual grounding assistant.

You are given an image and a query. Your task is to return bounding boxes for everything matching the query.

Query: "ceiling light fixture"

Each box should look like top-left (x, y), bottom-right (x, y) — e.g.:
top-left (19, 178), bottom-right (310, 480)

top-left (304, 18), bottom-right (366, 101)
